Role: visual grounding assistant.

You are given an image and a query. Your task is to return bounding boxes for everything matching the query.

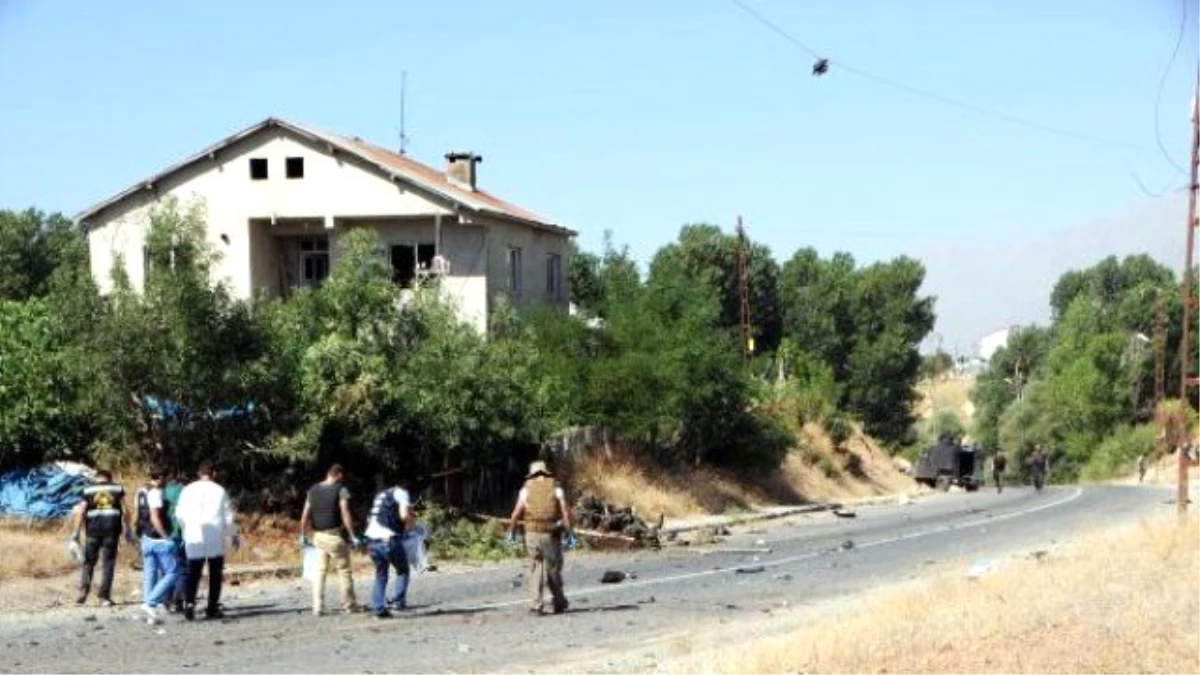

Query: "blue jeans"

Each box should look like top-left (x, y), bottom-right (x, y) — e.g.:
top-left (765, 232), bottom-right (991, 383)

top-left (141, 537), bottom-right (181, 608)
top-left (367, 537), bottom-right (409, 613)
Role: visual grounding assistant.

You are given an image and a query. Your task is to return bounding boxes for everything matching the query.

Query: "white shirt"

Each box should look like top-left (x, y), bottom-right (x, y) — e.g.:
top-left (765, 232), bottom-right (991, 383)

top-left (175, 478), bottom-right (237, 559)
top-left (364, 487), bottom-right (411, 540)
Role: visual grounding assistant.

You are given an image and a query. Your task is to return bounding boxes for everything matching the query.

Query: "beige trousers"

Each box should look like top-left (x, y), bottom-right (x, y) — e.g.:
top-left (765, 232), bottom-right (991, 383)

top-left (526, 531), bottom-right (567, 612)
top-left (312, 531), bottom-right (356, 614)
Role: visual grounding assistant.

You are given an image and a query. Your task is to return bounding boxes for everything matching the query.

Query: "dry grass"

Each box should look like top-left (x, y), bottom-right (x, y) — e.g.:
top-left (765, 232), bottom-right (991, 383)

top-left (916, 374), bottom-right (976, 424)
top-left (670, 515), bottom-right (1200, 674)
top-left (571, 424), bottom-right (915, 518)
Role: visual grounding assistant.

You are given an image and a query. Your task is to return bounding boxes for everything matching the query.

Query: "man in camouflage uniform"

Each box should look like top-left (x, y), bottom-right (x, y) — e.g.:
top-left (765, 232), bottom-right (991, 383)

top-left (507, 461), bottom-right (575, 614)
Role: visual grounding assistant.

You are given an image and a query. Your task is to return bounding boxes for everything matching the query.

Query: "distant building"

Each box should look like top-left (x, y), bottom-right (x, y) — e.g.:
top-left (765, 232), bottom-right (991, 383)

top-left (977, 326), bottom-right (1016, 362)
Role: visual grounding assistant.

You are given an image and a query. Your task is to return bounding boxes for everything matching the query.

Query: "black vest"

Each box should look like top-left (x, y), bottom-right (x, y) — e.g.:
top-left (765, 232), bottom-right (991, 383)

top-left (136, 488), bottom-right (166, 539)
top-left (368, 489), bottom-right (403, 536)
top-left (308, 483), bottom-right (343, 532)
top-left (83, 483), bottom-right (125, 537)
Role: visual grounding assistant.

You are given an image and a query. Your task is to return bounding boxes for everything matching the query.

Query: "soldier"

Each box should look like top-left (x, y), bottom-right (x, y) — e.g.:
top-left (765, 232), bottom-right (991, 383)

top-left (1028, 445), bottom-right (1049, 492)
top-left (71, 469), bottom-right (135, 606)
top-left (1136, 454), bottom-right (1148, 484)
top-left (990, 451), bottom-right (1007, 494)
top-left (506, 461), bottom-right (576, 615)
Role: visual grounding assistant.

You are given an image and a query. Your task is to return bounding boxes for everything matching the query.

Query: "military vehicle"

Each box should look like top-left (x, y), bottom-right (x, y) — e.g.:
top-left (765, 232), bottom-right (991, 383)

top-left (913, 439), bottom-right (980, 491)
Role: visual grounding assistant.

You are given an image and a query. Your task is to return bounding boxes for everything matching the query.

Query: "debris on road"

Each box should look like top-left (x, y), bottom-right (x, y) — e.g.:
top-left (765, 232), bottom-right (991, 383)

top-left (773, 573), bottom-right (792, 581)
top-left (699, 547), bottom-right (772, 555)
top-left (840, 539), bottom-right (855, 550)
top-left (600, 570), bottom-right (637, 584)
top-left (735, 565), bottom-right (765, 574)
top-left (574, 494), bottom-right (662, 549)
top-left (833, 508), bottom-right (857, 519)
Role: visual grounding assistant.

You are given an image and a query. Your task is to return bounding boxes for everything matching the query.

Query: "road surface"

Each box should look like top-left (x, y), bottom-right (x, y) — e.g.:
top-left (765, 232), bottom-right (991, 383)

top-left (0, 485), bottom-right (1174, 674)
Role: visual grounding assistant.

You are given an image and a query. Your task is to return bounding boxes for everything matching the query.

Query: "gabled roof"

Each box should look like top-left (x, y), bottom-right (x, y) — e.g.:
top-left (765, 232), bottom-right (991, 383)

top-left (76, 117), bottom-right (574, 236)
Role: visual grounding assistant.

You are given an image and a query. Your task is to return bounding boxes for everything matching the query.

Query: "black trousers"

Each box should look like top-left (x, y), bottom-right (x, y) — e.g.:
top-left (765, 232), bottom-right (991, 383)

top-left (79, 534), bottom-right (118, 600)
top-left (185, 556), bottom-right (225, 613)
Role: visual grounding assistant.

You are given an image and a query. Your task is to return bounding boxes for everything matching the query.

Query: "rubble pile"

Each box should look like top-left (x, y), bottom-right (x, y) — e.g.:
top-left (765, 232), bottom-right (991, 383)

top-left (574, 494), bottom-right (663, 549)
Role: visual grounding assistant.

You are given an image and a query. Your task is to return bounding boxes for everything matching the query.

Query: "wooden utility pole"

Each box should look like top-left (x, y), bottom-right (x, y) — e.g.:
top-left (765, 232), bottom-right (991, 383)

top-left (1177, 67), bottom-right (1199, 515)
top-left (736, 217), bottom-right (753, 362)
top-left (1154, 296), bottom-right (1166, 407)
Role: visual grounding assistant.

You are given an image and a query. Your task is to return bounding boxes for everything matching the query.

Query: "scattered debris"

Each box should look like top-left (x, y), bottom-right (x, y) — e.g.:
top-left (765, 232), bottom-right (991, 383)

top-left (833, 509), bottom-right (857, 519)
top-left (456, 644), bottom-right (472, 654)
top-left (735, 565), bottom-right (765, 574)
top-left (574, 495), bottom-right (662, 549)
top-left (700, 547), bottom-right (772, 555)
top-left (773, 574), bottom-right (792, 581)
top-left (840, 539), bottom-right (855, 551)
top-left (1029, 550), bottom-right (1049, 561)
top-left (967, 559), bottom-right (994, 579)
top-left (600, 570), bottom-right (637, 584)
top-left (638, 596), bottom-right (656, 604)
top-left (754, 538), bottom-right (767, 546)
top-left (83, 615), bottom-right (97, 622)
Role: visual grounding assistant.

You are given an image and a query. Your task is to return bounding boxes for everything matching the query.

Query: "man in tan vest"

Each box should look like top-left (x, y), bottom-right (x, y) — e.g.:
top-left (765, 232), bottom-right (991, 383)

top-left (507, 460), bottom-right (574, 614)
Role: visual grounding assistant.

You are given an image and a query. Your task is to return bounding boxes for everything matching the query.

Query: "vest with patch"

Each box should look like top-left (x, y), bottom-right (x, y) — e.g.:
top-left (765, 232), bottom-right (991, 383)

top-left (83, 483), bottom-right (125, 537)
top-left (524, 477), bottom-right (559, 533)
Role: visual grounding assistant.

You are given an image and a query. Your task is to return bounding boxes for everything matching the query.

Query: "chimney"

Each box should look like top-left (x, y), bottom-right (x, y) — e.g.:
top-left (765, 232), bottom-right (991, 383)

top-left (445, 152), bottom-right (482, 191)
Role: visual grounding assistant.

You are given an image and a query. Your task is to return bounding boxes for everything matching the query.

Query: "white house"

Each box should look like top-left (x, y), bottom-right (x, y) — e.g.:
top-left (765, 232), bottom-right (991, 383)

top-left (77, 118), bottom-right (576, 332)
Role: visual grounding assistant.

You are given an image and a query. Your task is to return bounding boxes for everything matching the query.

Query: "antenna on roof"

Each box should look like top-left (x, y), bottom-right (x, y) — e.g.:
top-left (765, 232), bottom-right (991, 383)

top-left (399, 70), bottom-right (411, 155)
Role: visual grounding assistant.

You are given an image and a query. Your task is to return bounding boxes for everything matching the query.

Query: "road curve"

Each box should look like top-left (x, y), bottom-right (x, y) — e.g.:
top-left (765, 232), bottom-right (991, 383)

top-left (0, 485), bottom-right (1174, 674)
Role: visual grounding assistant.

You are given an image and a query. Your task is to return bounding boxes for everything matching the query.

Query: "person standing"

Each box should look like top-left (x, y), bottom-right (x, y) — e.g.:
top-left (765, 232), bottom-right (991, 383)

top-left (506, 461), bottom-right (575, 615)
top-left (300, 464), bottom-right (361, 616)
top-left (1029, 445), bottom-right (1049, 492)
top-left (72, 469), bottom-right (134, 606)
top-left (363, 476), bottom-right (414, 619)
top-left (1137, 454), bottom-right (1148, 484)
top-left (990, 451), bottom-right (1008, 494)
top-left (135, 467), bottom-right (180, 623)
top-left (161, 471), bottom-right (188, 613)
top-left (175, 461), bottom-right (240, 621)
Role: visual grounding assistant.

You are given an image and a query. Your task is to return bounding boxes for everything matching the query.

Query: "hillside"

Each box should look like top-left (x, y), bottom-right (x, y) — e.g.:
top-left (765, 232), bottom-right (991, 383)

top-left (571, 422), bottom-right (915, 519)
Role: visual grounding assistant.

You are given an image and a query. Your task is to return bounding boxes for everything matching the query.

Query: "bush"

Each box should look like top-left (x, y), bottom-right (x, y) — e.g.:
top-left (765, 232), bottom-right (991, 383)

top-left (826, 414), bottom-right (852, 449)
top-left (1080, 425), bottom-right (1157, 481)
top-left (817, 456), bottom-right (840, 478)
top-left (420, 503), bottom-right (517, 562)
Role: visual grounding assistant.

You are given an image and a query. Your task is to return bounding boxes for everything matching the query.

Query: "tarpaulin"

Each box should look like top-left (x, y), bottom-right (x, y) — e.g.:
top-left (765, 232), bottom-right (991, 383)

top-left (0, 462), bottom-right (92, 519)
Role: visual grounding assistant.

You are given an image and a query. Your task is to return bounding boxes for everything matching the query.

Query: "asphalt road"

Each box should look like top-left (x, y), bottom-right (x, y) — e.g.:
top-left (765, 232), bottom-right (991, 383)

top-left (0, 484), bottom-right (1176, 674)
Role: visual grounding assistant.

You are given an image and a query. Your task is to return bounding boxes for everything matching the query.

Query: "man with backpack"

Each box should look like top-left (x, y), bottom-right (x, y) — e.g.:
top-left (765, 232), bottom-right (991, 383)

top-left (135, 467), bottom-right (180, 624)
top-left (363, 476), bottom-right (414, 619)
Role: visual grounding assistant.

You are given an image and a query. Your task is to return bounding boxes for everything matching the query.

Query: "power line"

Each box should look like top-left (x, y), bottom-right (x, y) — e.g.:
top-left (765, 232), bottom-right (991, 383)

top-left (1153, 0), bottom-right (1190, 175)
top-left (726, 0), bottom-right (1155, 154)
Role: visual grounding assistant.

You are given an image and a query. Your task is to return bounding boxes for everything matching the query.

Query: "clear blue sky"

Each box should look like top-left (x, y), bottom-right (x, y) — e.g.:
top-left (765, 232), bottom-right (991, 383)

top-left (1, 0), bottom-right (1196, 266)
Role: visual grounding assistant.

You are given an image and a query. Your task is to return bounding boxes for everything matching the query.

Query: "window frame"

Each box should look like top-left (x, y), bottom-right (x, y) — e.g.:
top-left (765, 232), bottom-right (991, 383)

top-left (249, 157), bottom-right (269, 180)
top-left (507, 247), bottom-right (523, 296)
top-left (285, 156), bottom-right (304, 179)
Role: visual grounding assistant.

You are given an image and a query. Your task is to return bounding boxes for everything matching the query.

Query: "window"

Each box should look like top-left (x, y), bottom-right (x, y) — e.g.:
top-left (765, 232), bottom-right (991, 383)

top-left (249, 158), bottom-right (268, 180)
top-left (298, 236), bottom-right (329, 287)
top-left (545, 253), bottom-right (562, 299)
top-left (507, 247), bottom-right (522, 295)
top-left (391, 242), bottom-right (436, 288)
top-left (285, 157), bottom-right (304, 179)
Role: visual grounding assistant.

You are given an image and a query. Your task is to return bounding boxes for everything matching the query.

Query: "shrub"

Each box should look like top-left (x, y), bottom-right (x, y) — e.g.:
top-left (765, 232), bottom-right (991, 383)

top-left (826, 414), bottom-right (852, 450)
top-left (1080, 425), bottom-right (1157, 481)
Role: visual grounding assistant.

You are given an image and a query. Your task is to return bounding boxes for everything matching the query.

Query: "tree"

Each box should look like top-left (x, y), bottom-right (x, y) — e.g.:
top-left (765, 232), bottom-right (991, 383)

top-left (0, 208), bottom-right (88, 301)
top-left (779, 248), bottom-right (857, 382)
top-left (649, 223), bottom-right (783, 353)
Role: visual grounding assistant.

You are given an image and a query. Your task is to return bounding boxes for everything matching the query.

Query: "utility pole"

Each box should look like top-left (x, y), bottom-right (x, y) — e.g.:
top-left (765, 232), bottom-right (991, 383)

top-left (1177, 66), bottom-right (1199, 516)
top-left (1154, 295), bottom-right (1166, 407)
top-left (736, 216), bottom-right (753, 362)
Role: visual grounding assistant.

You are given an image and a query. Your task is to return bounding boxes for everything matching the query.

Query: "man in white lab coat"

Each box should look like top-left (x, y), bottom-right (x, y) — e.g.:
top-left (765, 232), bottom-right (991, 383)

top-left (175, 460), bottom-right (240, 621)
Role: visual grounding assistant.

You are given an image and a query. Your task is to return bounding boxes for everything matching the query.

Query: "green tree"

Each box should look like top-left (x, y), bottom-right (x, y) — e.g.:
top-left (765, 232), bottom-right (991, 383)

top-left (0, 208), bottom-right (88, 301)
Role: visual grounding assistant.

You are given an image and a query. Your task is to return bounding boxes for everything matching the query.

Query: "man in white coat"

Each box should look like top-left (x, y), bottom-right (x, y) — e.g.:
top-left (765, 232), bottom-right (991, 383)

top-left (175, 460), bottom-right (240, 621)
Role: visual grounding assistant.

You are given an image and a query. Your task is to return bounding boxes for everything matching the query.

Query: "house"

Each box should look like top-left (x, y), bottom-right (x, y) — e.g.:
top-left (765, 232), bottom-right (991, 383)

top-left (77, 117), bottom-right (575, 332)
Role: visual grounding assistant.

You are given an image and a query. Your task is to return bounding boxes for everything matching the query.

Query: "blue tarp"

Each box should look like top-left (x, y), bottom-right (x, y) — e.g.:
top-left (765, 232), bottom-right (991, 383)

top-left (141, 395), bottom-right (257, 424)
top-left (0, 464), bottom-right (89, 520)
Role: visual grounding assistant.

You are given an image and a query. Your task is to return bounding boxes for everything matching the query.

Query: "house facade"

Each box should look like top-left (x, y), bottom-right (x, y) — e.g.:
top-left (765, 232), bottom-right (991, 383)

top-left (77, 118), bottom-right (575, 332)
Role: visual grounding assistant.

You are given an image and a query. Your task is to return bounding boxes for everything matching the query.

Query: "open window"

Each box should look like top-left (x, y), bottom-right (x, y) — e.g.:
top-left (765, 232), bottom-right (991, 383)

top-left (298, 236), bottom-right (329, 287)
top-left (391, 243), bottom-right (436, 288)
top-left (249, 158), bottom-right (268, 180)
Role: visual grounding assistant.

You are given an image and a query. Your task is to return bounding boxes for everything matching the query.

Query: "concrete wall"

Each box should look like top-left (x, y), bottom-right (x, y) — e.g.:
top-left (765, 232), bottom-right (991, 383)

top-left (482, 217), bottom-right (572, 312)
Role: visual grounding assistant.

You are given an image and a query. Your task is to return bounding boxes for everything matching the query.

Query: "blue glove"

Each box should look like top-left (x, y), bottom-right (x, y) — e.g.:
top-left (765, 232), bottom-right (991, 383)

top-left (564, 532), bottom-right (578, 550)
top-left (70, 530), bottom-right (81, 544)
top-left (504, 531), bottom-right (517, 545)
top-left (353, 535), bottom-right (368, 550)
top-left (299, 534), bottom-right (311, 548)
top-left (231, 535), bottom-right (242, 551)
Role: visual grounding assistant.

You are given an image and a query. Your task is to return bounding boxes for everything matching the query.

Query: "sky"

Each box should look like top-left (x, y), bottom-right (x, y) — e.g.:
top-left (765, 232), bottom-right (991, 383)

top-left (1, 1), bottom-right (1197, 346)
